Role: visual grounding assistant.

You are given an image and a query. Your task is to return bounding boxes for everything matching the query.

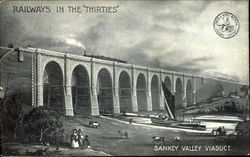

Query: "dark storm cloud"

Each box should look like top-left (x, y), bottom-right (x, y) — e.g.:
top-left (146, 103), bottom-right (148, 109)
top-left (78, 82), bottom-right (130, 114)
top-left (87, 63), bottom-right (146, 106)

top-left (0, 15), bottom-right (25, 46)
top-left (170, 57), bottom-right (216, 74)
top-left (122, 40), bottom-right (155, 65)
top-left (177, 56), bottom-right (215, 67)
top-left (0, 0), bottom-right (248, 83)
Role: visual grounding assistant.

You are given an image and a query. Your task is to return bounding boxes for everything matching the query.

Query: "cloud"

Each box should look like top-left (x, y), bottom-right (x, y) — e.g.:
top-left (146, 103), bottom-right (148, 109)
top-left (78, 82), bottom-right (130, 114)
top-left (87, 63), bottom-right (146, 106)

top-left (0, 0), bottom-right (248, 83)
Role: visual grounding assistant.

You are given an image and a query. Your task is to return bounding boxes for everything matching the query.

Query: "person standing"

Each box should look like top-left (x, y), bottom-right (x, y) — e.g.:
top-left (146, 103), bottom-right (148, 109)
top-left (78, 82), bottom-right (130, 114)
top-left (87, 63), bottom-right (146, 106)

top-left (83, 135), bottom-right (91, 149)
top-left (71, 129), bottom-right (79, 148)
top-left (78, 129), bottom-right (84, 148)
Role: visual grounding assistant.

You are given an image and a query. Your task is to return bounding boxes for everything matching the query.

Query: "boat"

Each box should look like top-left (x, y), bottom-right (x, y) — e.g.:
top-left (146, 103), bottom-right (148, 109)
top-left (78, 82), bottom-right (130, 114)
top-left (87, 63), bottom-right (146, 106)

top-left (151, 117), bottom-right (178, 125)
top-left (150, 82), bottom-right (177, 126)
top-left (179, 122), bottom-right (206, 130)
top-left (151, 117), bottom-right (206, 130)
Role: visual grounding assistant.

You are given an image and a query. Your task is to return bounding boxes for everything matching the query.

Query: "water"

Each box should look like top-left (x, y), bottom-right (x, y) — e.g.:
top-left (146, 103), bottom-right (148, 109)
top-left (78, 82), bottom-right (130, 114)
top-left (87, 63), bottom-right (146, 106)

top-left (125, 115), bottom-right (243, 134)
top-left (194, 115), bottom-right (243, 122)
top-left (194, 115), bottom-right (243, 135)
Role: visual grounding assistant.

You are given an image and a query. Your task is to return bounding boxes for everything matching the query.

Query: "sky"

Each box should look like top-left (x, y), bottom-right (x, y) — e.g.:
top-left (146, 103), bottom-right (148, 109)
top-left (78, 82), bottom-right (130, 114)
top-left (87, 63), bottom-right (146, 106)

top-left (0, 0), bottom-right (249, 84)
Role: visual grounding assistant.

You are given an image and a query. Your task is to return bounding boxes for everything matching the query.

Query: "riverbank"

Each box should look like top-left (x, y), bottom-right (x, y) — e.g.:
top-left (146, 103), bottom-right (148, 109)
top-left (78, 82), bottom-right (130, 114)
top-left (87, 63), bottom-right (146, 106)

top-left (3, 115), bottom-right (249, 156)
top-left (176, 97), bottom-right (249, 118)
top-left (2, 96), bottom-right (249, 156)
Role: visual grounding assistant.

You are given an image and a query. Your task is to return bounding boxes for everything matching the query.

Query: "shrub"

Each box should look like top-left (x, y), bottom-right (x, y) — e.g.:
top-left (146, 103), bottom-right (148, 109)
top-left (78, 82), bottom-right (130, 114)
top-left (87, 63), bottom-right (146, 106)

top-left (22, 107), bottom-right (67, 145)
top-left (235, 120), bottom-right (250, 136)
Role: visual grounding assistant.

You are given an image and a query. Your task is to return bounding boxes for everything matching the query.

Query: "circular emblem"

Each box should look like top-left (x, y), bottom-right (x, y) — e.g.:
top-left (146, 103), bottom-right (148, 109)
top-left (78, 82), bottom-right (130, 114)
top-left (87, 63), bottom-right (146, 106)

top-left (213, 12), bottom-right (239, 39)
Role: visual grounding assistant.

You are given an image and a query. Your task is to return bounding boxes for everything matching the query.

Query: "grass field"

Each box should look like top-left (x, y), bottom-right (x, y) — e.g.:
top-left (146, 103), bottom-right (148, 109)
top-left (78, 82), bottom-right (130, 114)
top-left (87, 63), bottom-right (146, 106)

top-left (3, 96), bottom-right (250, 156)
top-left (3, 114), bottom-right (250, 156)
top-left (66, 115), bottom-right (250, 156)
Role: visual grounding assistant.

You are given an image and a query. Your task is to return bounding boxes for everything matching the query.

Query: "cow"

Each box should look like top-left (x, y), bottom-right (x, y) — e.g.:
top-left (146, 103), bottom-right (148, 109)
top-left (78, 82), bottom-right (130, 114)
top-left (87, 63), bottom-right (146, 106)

top-left (152, 136), bottom-right (165, 145)
top-left (174, 136), bottom-right (181, 145)
top-left (89, 121), bottom-right (100, 128)
top-left (118, 130), bottom-right (128, 139)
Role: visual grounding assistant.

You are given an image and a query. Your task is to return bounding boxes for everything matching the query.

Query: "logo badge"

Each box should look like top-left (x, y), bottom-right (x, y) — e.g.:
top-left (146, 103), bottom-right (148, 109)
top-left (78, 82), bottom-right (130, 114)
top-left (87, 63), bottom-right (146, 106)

top-left (214, 12), bottom-right (240, 39)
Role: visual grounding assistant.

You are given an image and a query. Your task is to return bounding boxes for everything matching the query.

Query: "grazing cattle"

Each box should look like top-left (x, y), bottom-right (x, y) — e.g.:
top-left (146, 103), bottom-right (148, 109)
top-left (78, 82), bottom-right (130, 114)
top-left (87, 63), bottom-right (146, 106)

top-left (211, 127), bottom-right (227, 136)
top-left (174, 136), bottom-right (181, 145)
top-left (152, 136), bottom-right (165, 145)
top-left (89, 121), bottom-right (100, 128)
top-left (118, 130), bottom-right (128, 139)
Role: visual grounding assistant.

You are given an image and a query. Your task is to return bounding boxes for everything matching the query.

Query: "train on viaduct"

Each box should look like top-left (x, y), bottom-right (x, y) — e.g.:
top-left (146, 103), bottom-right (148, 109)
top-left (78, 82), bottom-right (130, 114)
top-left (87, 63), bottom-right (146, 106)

top-left (0, 47), bottom-right (245, 116)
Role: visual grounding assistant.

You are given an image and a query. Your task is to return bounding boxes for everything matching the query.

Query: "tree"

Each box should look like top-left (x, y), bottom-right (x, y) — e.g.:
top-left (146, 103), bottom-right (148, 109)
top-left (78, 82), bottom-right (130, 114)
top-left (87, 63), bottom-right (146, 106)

top-left (22, 107), bottom-right (65, 144)
top-left (4, 92), bottom-right (23, 139)
top-left (236, 120), bottom-right (250, 136)
top-left (240, 85), bottom-right (249, 98)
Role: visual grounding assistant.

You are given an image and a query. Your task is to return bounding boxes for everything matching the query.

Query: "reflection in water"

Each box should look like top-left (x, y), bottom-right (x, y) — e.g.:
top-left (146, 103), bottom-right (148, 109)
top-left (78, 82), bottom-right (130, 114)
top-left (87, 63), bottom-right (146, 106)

top-left (200, 121), bottom-right (238, 135)
top-left (126, 115), bottom-right (242, 134)
top-left (195, 115), bottom-right (243, 135)
top-left (195, 115), bottom-right (243, 122)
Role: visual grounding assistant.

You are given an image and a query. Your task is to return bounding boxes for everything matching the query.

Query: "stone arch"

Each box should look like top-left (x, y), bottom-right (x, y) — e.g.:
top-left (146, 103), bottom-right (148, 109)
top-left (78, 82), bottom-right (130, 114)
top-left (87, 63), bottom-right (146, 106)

top-left (71, 65), bottom-right (91, 115)
top-left (43, 61), bottom-right (65, 113)
top-left (136, 73), bottom-right (147, 111)
top-left (186, 79), bottom-right (193, 106)
top-left (119, 71), bottom-right (132, 113)
top-left (151, 75), bottom-right (160, 110)
top-left (42, 58), bottom-right (64, 78)
top-left (97, 68), bottom-right (113, 115)
top-left (164, 76), bottom-right (172, 92)
top-left (175, 78), bottom-right (183, 109)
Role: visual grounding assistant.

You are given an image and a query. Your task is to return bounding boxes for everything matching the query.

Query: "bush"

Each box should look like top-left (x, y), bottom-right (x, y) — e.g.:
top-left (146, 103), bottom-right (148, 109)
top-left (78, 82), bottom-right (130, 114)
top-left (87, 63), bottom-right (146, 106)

top-left (210, 100), bottom-right (246, 114)
top-left (21, 107), bottom-right (67, 145)
top-left (235, 120), bottom-right (250, 136)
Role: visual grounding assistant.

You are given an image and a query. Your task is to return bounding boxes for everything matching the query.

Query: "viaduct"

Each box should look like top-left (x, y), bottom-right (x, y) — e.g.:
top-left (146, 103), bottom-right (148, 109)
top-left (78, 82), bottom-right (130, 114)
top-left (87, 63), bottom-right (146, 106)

top-left (0, 47), bottom-right (245, 116)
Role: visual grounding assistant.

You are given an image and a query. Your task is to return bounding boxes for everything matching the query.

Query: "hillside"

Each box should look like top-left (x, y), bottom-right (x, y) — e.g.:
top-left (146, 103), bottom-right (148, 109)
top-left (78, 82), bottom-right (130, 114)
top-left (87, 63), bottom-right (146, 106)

top-left (176, 96), bottom-right (249, 117)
